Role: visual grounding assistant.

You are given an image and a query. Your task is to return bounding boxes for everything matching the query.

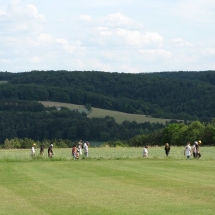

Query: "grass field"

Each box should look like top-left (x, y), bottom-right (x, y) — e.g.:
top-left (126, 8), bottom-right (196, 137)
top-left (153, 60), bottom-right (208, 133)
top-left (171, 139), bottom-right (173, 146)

top-left (0, 80), bottom-right (8, 84)
top-left (39, 101), bottom-right (178, 124)
top-left (0, 147), bottom-right (215, 161)
top-left (0, 147), bottom-right (215, 215)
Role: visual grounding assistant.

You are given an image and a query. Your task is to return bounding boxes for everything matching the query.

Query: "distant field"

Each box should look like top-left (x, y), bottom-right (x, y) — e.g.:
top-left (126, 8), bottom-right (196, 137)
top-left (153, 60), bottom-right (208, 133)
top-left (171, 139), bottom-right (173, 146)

top-left (39, 101), bottom-right (174, 124)
top-left (0, 80), bottom-right (8, 84)
top-left (0, 147), bottom-right (215, 215)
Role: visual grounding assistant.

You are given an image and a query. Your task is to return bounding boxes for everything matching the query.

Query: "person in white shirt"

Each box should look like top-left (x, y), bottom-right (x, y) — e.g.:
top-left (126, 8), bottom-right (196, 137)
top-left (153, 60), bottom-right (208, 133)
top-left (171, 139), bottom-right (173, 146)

top-left (83, 141), bottom-right (89, 157)
top-left (143, 146), bottom-right (148, 157)
top-left (184, 142), bottom-right (191, 159)
top-left (31, 143), bottom-right (36, 158)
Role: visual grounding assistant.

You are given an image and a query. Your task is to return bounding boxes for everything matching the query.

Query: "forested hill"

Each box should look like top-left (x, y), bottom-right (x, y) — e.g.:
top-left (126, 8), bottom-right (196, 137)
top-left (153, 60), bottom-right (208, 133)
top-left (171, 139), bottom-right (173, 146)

top-left (1, 70), bottom-right (215, 121)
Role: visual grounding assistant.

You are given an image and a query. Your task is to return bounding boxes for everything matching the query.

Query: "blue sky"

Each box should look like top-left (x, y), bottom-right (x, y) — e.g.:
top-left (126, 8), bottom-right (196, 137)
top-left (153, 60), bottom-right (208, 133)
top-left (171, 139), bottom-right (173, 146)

top-left (0, 0), bottom-right (215, 73)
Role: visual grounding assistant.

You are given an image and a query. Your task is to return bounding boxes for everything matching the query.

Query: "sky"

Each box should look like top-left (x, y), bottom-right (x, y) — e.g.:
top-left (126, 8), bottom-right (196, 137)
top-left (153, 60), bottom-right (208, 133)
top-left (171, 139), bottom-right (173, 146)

top-left (0, 0), bottom-right (215, 73)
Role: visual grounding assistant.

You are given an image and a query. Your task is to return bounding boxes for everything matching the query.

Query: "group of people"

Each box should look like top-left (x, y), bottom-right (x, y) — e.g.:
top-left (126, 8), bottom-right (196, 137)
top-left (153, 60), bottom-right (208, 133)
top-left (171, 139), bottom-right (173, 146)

top-left (142, 140), bottom-right (202, 159)
top-left (143, 143), bottom-right (170, 157)
top-left (72, 140), bottom-right (90, 160)
top-left (31, 143), bottom-right (54, 158)
top-left (184, 140), bottom-right (201, 159)
top-left (31, 140), bottom-right (90, 160)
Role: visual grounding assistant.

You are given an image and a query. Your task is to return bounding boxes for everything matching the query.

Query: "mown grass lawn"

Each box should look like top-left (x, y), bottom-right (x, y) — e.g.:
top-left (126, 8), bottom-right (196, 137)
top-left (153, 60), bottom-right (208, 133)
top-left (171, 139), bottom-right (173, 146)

top-left (0, 147), bottom-right (215, 215)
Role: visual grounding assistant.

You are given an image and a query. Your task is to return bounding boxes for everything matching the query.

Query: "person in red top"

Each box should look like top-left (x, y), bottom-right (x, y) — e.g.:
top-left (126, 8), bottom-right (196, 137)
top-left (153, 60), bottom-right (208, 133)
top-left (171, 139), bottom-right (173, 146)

top-left (72, 145), bottom-right (77, 160)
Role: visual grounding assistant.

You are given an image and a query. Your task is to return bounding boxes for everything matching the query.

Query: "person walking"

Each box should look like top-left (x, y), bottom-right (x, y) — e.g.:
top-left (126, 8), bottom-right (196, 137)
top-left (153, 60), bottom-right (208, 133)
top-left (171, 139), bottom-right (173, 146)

top-left (78, 140), bottom-right (83, 156)
top-left (31, 143), bottom-right (36, 158)
top-left (72, 145), bottom-right (77, 160)
top-left (192, 141), bottom-right (198, 158)
top-left (164, 143), bottom-right (170, 157)
top-left (48, 144), bottom-right (54, 158)
top-left (184, 142), bottom-right (191, 159)
top-left (40, 144), bottom-right (45, 155)
top-left (143, 146), bottom-right (148, 157)
top-left (83, 141), bottom-right (89, 157)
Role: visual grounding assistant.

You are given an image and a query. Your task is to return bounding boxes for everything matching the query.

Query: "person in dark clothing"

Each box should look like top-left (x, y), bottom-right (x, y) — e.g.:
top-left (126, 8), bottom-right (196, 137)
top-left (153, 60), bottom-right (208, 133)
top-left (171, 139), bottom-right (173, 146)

top-left (48, 144), bottom-right (54, 157)
top-left (164, 143), bottom-right (170, 157)
top-left (40, 145), bottom-right (45, 155)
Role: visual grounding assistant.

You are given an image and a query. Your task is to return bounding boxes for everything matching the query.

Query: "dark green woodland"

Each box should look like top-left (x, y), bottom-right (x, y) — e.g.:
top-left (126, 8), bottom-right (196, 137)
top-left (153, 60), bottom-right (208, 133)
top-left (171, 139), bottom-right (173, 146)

top-left (0, 70), bottom-right (215, 147)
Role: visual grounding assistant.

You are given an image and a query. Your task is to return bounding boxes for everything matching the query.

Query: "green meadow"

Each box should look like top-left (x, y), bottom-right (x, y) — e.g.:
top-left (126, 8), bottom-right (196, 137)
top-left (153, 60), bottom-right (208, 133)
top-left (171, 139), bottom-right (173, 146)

top-left (39, 101), bottom-right (175, 124)
top-left (0, 147), bottom-right (215, 215)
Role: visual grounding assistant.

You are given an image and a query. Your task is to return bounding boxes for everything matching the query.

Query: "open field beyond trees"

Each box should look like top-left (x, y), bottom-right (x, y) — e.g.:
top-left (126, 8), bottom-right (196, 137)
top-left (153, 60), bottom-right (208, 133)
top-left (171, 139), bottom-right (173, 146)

top-left (0, 147), bottom-right (215, 215)
top-left (39, 101), bottom-right (175, 124)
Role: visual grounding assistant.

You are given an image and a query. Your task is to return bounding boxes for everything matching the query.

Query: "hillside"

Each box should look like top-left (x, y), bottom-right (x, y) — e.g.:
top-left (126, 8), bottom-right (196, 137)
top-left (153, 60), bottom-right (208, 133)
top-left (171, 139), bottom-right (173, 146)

top-left (0, 70), bottom-right (215, 121)
top-left (0, 70), bottom-right (215, 144)
top-left (39, 101), bottom-right (176, 124)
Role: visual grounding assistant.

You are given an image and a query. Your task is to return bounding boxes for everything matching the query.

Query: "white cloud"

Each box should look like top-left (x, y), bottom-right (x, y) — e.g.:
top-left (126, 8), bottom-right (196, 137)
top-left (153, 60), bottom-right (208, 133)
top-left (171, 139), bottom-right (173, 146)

top-left (5, 1), bottom-right (45, 21)
top-left (26, 33), bottom-right (53, 47)
top-left (38, 33), bottom-right (53, 44)
top-left (88, 59), bottom-right (112, 71)
top-left (25, 4), bottom-right (45, 21)
top-left (175, 0), bottom-right (215, 23)
top-left (116, 29), bottom-right (163, 47)
top-left (13, 23), bottom-right (28, 32)
top-left (56, 38), bottom-right (83, 53)
top-left (0, 58), bottom-right (10, 63)
top-left (140, 49), bottom-right (172, 60)
top-left (171, 38), bottom-right (193, 47)
top-left (30, 56), bottom-right (41, 64)
top-left (103, 12), bottom-right (142, 28)
top-left (95, 27), bottom-right (163, 47)
top-left (0, 9), bottom-right (6, 16)
top-left (80, 14), bottom-right (92, 22)
top-left (87, 12), bottom-right (164, 49)
top-left (202, 48), bottom-right (215, 56)
top-left (0, 1), bottom-right (215, 73)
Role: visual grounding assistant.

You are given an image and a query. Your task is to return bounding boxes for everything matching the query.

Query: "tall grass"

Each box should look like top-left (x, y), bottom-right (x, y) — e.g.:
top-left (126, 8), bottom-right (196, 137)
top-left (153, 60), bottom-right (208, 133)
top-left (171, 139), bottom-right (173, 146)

top-left (0, 147), bottom-right (214, 162)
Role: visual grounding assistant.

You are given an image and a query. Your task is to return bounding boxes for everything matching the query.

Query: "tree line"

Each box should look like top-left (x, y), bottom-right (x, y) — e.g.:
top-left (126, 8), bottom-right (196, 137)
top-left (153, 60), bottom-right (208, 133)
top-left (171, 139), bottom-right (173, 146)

top-left (2, 120), bottom-right (215, 149)
top-left (0, 100), bottom-right (167, 145)
top-left (125, 120), bottom-right (215, 147)
top-left (0, 70), bottom-right (215, 121)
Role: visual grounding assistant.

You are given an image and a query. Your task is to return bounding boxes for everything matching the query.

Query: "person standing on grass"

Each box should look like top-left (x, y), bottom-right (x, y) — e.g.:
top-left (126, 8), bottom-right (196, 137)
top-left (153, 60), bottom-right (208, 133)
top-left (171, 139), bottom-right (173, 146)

top-left (192, 141), bottom-right (198, 158)
top-left (76, 147), bottom-right (80, 159)
top-left (72, 144), bottom-right (77, 160)
top-left (143, 146), bottom-right (148, 157)
top-left (195, 140), bottom-right (202, 158)
top-left (48, 144), bottom-right (54, 158)
top-left (164, 143), bottom-right (170, 157)
top-left (40, 144), bottom-right (45, 155)
top-left (184, 142), bottom-right (191, 159)
top-left (78, 140), bottom-right (83, 156)
top-left (83, 141), bottom-right (89, 157)
top-left (31, 143), bottom-right (36, 158)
